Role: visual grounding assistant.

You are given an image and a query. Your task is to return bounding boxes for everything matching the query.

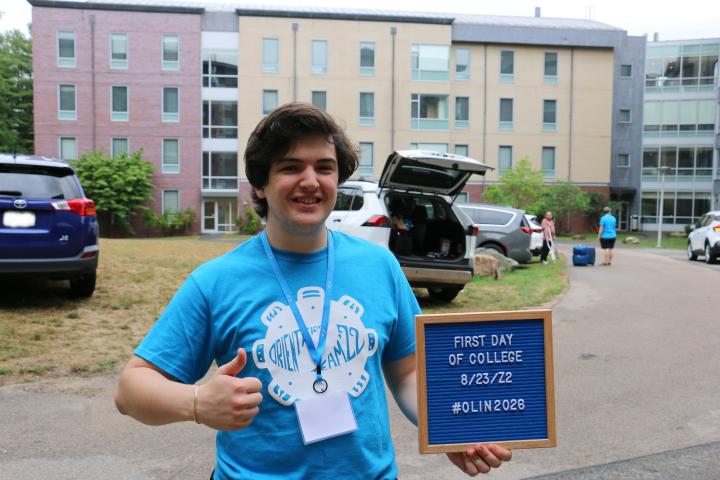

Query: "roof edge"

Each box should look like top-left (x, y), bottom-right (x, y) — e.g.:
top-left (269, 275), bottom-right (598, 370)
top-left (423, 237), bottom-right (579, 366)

top-left (234, 8), bottom-right (454, 25)
top-left (28, 0), bottom-right (204, 15)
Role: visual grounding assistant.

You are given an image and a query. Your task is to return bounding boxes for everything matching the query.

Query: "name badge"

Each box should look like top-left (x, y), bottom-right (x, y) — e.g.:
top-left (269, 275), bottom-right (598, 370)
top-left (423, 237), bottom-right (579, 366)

top-left (295, 391), bottom-right (358, 444)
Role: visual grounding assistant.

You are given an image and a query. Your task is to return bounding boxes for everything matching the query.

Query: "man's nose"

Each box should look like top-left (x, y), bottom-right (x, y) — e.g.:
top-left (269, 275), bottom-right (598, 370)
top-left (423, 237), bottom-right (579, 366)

top-left (298, 168), bottom-right (319, 189)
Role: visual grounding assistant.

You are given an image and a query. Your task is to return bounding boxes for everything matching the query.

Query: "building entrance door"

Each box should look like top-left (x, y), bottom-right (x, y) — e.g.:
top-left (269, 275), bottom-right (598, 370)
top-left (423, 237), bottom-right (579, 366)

top-left (202, 198), bottom-right (237, 233)
top-left (618, 201), bottom-right (629, 231)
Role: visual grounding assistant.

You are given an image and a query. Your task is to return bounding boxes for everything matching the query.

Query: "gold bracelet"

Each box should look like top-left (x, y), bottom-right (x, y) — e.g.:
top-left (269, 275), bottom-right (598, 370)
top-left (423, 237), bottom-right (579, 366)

top-left (193, 385), bottom-right (201, 424)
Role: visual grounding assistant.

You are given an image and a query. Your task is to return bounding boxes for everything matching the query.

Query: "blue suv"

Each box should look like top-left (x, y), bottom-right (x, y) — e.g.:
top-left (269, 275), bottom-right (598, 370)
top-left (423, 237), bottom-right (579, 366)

top-left (0, 154), bottom-right (99, 296)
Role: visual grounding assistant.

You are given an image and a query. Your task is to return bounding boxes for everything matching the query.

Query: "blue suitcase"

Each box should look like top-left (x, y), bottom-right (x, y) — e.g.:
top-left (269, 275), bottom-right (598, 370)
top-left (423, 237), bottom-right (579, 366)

top-left (572, 244), bottom-right (596, 266)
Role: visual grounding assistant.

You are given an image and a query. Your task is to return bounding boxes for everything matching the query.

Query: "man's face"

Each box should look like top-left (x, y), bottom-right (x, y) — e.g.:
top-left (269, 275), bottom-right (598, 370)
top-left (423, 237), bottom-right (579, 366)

top-left (255, 135), bottom-right (339, 236)
top-left (545, 212), bottom-right (553, 220)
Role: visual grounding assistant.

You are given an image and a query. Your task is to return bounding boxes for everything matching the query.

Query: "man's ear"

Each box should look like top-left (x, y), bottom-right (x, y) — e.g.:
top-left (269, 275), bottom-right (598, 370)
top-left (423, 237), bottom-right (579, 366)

top-left (255, 187), bottom-right (266, 199)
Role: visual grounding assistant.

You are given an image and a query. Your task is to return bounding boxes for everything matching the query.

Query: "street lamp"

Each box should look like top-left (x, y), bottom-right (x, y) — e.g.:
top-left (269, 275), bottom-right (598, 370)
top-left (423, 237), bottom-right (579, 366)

top-left (656, 165), bottom-right (671, 248)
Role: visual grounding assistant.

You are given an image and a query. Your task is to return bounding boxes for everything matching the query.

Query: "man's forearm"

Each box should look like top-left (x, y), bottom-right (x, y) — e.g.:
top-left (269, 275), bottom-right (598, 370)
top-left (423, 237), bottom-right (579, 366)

top-left (115, 366), bottom-right (194, 426)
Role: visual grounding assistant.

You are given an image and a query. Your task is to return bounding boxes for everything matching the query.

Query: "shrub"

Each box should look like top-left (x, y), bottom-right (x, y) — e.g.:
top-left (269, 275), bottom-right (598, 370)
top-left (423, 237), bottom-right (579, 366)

top-left (236, 202), bottom-right (263, 234)
top-left (144, 208), bottom-right (195, 236)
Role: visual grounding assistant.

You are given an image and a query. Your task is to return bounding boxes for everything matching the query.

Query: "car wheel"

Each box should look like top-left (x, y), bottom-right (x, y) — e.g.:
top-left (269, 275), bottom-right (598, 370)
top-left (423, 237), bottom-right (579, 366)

top-left (705, 243), bottom-right (717, 264)
top-left (70, 272), bottom-right (97, 297)
top-left (428, 287), bottom-right (461, 302)
top-left (482, 243), bottom-right (505, 256)
top-left (687, 242), bottom-right (697, 261)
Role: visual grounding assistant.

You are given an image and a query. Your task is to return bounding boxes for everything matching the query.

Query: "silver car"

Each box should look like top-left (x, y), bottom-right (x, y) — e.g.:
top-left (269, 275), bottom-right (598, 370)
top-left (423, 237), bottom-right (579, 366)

top-left (458, 203), bottom-right (533, 263)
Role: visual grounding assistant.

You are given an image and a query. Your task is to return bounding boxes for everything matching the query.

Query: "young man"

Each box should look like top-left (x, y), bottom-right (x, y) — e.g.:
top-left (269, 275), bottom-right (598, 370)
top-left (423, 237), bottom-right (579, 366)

top-left (598, 206), bottom-right (617, 266)
top-left (115, 103), bottom-right (511, 479)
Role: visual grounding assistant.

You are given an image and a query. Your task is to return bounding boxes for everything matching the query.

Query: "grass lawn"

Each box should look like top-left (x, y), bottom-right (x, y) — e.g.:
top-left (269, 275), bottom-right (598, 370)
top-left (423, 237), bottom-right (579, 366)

top-left (0, 238), bottom-right (567, 385)
top-left (559, 232), bottom-right (687, 250)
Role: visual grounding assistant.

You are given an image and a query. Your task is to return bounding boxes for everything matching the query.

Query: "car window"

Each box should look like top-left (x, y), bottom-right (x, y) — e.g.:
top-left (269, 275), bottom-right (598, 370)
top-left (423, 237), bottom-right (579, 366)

top-left (713, 215), bottom-right (720, 223)
top-left (699, 215), bottom-right (711, 227)
top-left (464, 207), bottom-right (514, 226)
top-left (0, 166), bottom-right (81, 200)
top-left (349, 191), bottom-right (364, 211)
top-left (334, 189), bottom-right (354, 211)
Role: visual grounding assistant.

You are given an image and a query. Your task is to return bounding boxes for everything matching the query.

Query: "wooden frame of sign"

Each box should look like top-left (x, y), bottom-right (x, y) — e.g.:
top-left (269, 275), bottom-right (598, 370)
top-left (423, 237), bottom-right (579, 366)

top-left (416, 309), bottom-right (556, 453)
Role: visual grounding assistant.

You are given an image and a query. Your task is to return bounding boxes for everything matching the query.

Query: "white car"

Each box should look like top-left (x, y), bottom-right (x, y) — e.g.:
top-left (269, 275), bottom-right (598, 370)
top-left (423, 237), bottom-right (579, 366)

top-left (687, 211), bottom-right (720, 264)
top-left (525, 214), bottom-right (544, 256)
top-left (327, 150), bottom-right (491, 301)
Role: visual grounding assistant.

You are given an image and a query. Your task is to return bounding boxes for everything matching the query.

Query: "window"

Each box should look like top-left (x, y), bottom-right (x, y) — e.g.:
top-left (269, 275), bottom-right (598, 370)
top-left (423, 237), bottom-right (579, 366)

top-left (620, 64), bottom-right (632, 77)
top-left (59, 137), bottom-right (77, 160)
top-left (58, 84), bottom-right (76, 120)
top-left (543, 100), bottom-right (557, 131)
top-left (334, 188), bottom-right (364, 211)
top-left (456, 192), bottom-right (469, 203)
top-left (263, 90), bottom-right (278, 115)
top-left (619, 109), bottom-right (632, 123)
top-left (162, 139), bottom-right (179, 174)
top-left (455, 96), bottom-right (469, 129)
top-left (499, 98), bottom-right (513, 130)
top-left (202, 101), bottom-right (237, 138)
top-left (360, 42), bottom-right (375, 76)
top-left (162, 87), bottom-right (179, 122)
top-left (641, 191), bottom-right (711, 225)
top-left (544, 52), bottom-right (557, 84)
top-left (312, 40), bottom-right (327, 75)
top-left (162, 190), bottom-right (179, 215)
top-left (411, 44), bottom-right (450, 81)
top-left (455, 48), bottom-right (470, 80)
top-left (454, 144), bottom-right (469, 156)
top-left (262, 38), bottom-right (279, 73)
top-left (311, 91), bottom-right (327, 111)
top-left (644, 99), bottom-right (716, 136)
top-left (111, 86), bottom-right (128, 121)
top-left (498, 146), bottom-right (512, 173)
top-left (202, 152), bottom-right (238, 189)
top-left (466, 207), bottom-right (514, 226)
top-left (542, 147), bottom-right (556, 177)
top-left (111, 138), bottom-right (128, 157)
top-left (359, 142), bottom-right (373, 175)
top-left (162, 35), bottom-right (179, 70)
top-left (642, 145), bottom-right (713, 177)
top-left (110, 33), bottom-right (128, 69)
top-left (617, 153), bottom-right (630, 168)
top-left (57, 31), bottom-right (75, 67)
top-left (359, 92), bottom-right (374, 126)
top-left (409, 143), bottom-right (448, 153)
top-left (410, 94), bottom-right (448, 130)
top-left (500, 50), bottom-right (514, 83)
top-left (202, 49), bottom-right (238, 87)
top-left (645, 43), bottom-right (719, 90)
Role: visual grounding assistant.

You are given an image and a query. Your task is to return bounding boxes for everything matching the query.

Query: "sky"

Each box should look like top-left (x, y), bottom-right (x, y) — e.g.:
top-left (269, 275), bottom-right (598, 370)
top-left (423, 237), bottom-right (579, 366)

top-left (0, 0), bottom-right (718, 40)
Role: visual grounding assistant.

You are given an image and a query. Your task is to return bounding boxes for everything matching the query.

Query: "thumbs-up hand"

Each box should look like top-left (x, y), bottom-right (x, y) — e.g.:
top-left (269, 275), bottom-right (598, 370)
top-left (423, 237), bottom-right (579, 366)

top-left (195, 348), bottom-right (263, 431)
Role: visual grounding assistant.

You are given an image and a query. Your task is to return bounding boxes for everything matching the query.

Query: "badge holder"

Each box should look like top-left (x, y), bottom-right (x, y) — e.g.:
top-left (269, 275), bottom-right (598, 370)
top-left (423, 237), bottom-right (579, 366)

top-left (295, 390), bottom-right (358, 445)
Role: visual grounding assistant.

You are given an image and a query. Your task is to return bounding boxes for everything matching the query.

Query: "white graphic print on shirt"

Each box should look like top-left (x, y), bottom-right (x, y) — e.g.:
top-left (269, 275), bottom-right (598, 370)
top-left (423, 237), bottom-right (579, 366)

top-left (252, 286), bottom-right (378, 406)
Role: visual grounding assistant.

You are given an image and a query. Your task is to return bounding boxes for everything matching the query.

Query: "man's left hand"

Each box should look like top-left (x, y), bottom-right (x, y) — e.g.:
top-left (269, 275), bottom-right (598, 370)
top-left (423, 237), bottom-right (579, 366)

top-left (446, 444), bottom-right (512, 476)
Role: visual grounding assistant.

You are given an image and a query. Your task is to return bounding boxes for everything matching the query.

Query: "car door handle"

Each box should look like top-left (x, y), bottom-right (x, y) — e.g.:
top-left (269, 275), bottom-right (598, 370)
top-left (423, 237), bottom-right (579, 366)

top-left (332, 219), bottom-right (342, 222)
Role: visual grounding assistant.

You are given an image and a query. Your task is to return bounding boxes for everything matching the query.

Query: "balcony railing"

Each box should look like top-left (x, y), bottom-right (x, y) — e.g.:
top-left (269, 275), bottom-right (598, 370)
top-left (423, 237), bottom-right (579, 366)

top-left (202, 176), bottom-right (238, 190)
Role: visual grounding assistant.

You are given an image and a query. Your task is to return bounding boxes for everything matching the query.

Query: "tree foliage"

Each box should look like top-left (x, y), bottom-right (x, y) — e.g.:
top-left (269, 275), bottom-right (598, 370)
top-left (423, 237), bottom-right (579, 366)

top-left (72, 150), bottom-right (155, 233)
top-left (483, 157), bottom-right (545, 211)
top-left (0, 29), bottom-right (33, 154)
top-left (236, 201), bottom-right (263, 234)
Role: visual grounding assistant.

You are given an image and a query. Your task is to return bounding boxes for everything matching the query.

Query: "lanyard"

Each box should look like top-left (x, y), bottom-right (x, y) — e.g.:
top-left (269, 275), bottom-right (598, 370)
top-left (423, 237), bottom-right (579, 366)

top-left (260, 229), bottom-right (334, 393)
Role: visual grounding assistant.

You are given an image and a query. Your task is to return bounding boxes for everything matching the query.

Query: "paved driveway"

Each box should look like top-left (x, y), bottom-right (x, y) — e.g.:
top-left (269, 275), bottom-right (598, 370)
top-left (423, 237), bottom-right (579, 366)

top-left (1, 245), bottom-right (719, 479)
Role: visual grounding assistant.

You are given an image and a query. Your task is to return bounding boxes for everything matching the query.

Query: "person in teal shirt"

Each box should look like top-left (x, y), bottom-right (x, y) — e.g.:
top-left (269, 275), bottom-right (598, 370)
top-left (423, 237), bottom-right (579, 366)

top-left (114, 103), bottom-right (512, 479)
top-left (598, 206), bottom-right (617, 266)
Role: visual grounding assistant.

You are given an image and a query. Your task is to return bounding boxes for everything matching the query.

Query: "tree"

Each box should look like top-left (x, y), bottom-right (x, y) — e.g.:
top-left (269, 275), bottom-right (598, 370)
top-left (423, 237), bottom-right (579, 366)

top-left (483, 157), bottom-right (545, 211)
top-left (0, 29), bottom-right (33, 154)
top-left (72, 150), bottom-right (155, 235)
top-left (541, 182), bottom-right (590, 234)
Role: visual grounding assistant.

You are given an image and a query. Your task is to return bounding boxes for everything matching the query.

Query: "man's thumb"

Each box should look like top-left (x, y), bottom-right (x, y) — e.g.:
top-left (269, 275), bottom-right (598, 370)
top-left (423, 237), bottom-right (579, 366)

top-left (216, 348), bottom-right (247, 377)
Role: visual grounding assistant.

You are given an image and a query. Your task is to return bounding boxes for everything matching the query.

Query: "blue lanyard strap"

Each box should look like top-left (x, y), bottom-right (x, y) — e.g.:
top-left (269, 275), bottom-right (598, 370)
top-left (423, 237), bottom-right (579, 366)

top-left (260, 229), bottom-right (334, 380)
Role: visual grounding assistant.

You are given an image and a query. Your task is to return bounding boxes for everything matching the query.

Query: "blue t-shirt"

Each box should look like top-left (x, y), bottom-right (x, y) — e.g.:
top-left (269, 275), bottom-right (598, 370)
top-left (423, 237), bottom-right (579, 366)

top-left (599, 213), bottom-right (617, 239)
top-left (135, 232), bottom-right (420, 480)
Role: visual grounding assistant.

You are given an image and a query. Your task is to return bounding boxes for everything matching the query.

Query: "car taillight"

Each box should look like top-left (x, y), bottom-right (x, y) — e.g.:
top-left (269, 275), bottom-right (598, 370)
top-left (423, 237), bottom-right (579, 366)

top-left (521, 226), bottom-right (531, 235)
top-left (52, 198), bottom-right (96, 217)
top-left (81, 251), bottom-right (97, 259)
top-left (468, 225), bottom-right (480, 235)
top-left (362, 215), bottom-right (389, 227)
top-left (713, 225), bottom-right (720, 232)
